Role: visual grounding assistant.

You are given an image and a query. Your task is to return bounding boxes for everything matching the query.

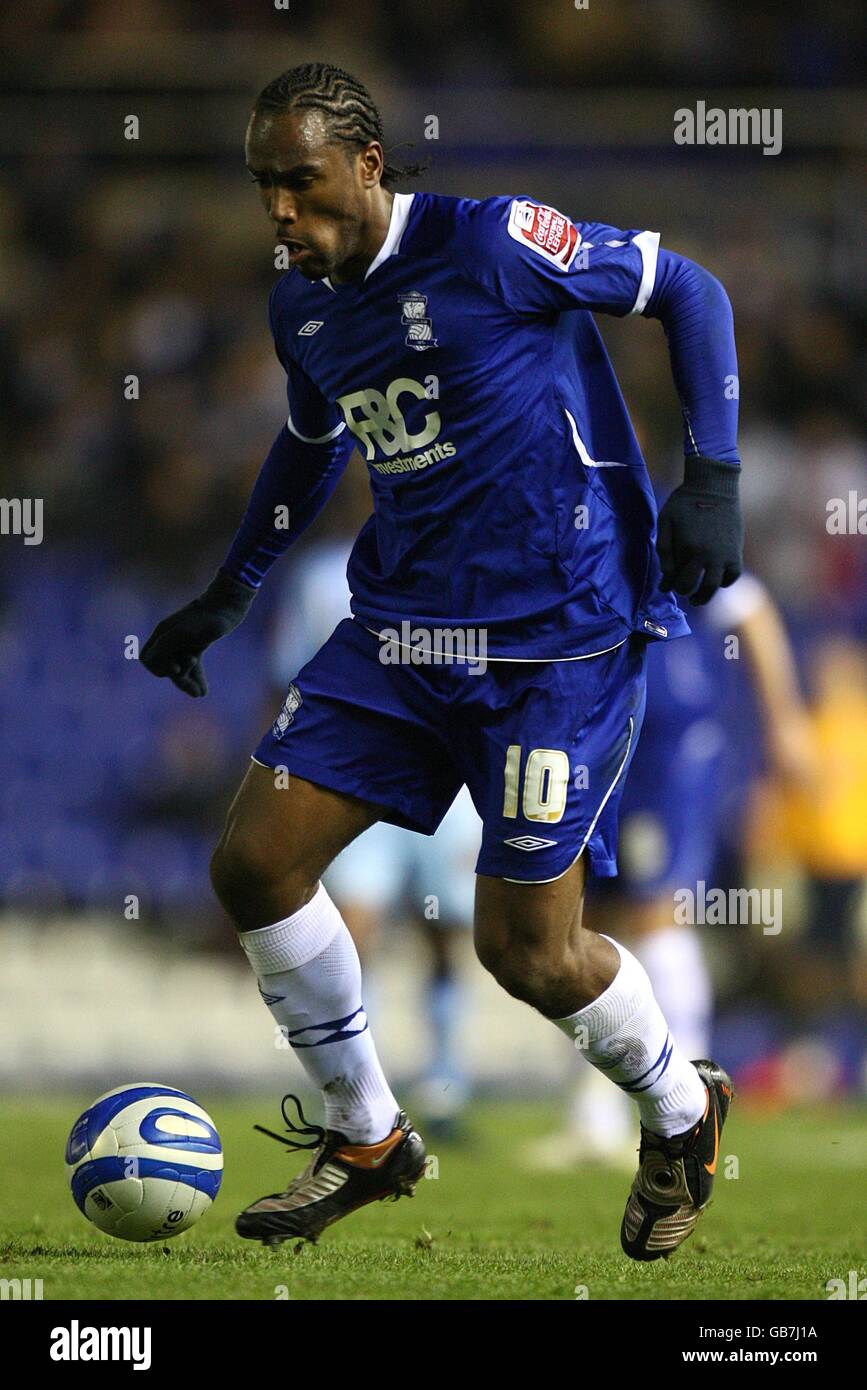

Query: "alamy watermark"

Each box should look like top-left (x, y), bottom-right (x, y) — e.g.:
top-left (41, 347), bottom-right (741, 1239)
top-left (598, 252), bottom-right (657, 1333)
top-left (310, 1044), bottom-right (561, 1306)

top-left (50, 1322), bottom-right (151, 1370)
top-left (0, 497), bottom-right (43, 545)
top-left (377, 620), bottom-right (488, 673)
top-left (826, 491), bottom-right (866, 535)
top-left (674, 101), bottom-right (782, 156)
top-left (674, 880), bottom-right (782, 935)
top-left (1, 1277), bottom-right (43, 1299)
top-left (826, 1270), bottom-right (867, 1299)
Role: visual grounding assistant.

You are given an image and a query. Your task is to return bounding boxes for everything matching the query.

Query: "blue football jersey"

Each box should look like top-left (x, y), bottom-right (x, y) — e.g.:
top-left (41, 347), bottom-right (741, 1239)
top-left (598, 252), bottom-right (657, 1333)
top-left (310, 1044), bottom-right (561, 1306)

top-left (258, 190), bottom-right (736, 659)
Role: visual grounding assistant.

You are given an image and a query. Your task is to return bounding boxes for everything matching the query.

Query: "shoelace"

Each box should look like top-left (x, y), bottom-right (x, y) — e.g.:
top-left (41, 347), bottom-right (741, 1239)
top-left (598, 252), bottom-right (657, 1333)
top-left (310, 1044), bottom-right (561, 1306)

top-left (639, 1116), bottom-right (701, 1166)
top-left (254, 1093), bottom-right (327, 1153)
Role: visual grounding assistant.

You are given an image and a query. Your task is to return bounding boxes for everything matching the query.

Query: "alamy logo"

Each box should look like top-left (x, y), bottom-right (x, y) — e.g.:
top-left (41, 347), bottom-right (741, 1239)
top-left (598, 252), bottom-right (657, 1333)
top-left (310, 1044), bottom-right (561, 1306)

top-left (0, 497), bottom-right (43, 545)
top-left (50, 1321), bottom-right (152, 1370)
top-left (1, 1278), bottom-right (43, 1299)
top-left (673, 880), bottom-right (782, 935)
top-left (674, 101), bottom-right (782, 156)
top-left (826, 1270), bottom-right (867, 1299)
top-left (377, 620), bottom-right (487, 672)
top-left (398, 292), bottom-right (437, 351)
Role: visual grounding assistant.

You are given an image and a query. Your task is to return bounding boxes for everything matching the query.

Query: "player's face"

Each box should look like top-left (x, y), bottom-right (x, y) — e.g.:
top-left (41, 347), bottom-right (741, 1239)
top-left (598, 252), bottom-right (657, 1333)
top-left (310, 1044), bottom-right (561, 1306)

top-left (245, 108), bottom-right (385, 283)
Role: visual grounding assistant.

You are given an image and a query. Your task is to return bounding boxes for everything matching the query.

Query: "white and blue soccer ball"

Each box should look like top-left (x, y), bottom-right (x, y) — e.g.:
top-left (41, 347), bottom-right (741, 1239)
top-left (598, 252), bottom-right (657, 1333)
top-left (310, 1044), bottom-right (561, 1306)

top-left (65, 1083), bottom-right (223, 1242)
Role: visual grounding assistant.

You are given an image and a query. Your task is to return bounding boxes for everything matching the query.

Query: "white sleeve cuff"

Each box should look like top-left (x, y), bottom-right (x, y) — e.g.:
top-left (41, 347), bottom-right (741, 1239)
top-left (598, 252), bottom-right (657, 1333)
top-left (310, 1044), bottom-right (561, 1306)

top-left (287, 409), bottom-right (346, 444)
top-left (629, 230), bottom-right (661, 315)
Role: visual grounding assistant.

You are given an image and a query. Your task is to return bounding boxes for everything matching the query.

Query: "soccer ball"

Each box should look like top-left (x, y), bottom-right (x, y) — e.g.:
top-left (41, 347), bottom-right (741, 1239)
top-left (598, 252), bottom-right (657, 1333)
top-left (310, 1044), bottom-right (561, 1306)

top-left (65, 1083), bottom-right (223, 1242)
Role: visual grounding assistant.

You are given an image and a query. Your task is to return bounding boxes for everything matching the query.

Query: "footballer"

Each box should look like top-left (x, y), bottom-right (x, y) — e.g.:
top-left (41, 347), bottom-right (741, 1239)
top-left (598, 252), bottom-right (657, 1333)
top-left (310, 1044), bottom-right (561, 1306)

top-left (141, 63), bottom-right (742, 1261)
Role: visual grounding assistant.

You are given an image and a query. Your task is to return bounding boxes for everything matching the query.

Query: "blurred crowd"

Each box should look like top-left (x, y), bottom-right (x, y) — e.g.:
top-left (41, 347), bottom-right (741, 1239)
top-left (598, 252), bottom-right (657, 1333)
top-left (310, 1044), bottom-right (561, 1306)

top-left (2, 0), bottom-right (863, 88)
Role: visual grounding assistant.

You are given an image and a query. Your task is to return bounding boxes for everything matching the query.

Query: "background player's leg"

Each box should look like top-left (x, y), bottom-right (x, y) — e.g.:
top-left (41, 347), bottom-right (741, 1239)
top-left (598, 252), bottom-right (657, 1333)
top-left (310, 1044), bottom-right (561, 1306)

top-left (474, 857), bottom-right (707, 1138)
top-left (211, 761), bottom-right (401, 1143)
top-left (408, 784), bottom-right (479, 1133)
top-left (629, 900), bottom-right (712, 1062)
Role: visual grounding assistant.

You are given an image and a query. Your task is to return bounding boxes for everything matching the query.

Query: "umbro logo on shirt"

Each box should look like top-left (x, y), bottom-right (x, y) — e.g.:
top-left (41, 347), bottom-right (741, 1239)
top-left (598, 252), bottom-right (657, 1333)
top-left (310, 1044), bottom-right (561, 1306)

top-left (504, 835), bottom-right (558, 851)
top-left (298, 320), bottom-right (324, 336)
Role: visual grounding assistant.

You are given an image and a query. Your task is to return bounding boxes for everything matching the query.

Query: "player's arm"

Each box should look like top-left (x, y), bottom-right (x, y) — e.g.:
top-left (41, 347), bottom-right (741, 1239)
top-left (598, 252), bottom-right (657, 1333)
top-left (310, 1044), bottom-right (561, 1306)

top-left (456, 197), bottom-right (743, 603)
top-left (141, 290), bottom-right (353, 698)
top-left (714, 576), bottom-right (818, 789)
top-left (643, 251), bottom-right (743, 605)
top-left (220, 418), bottom-right (353, 590)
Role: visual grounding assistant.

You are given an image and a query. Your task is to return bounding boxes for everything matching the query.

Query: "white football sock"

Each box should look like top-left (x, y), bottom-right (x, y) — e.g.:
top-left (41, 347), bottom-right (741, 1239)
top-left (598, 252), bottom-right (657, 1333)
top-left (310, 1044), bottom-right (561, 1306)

top-left (634, 925), bottom-right (712, 1062)
top-left (239, 883), bottom-right (399, 1145)
top-left (552, 935), bottom-right (707, 1137)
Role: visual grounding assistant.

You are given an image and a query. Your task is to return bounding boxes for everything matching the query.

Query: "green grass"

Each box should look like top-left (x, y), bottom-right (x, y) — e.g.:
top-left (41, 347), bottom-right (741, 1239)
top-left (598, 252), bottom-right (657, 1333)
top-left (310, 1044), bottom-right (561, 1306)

top-left (1, 1097), bottom-right (864, 1300)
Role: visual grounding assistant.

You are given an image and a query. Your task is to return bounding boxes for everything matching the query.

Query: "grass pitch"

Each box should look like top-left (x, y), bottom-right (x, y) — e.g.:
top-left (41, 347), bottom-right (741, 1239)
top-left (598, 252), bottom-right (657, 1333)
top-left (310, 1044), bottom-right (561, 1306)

top-left (1, 1097), bottom-right (864, 1301)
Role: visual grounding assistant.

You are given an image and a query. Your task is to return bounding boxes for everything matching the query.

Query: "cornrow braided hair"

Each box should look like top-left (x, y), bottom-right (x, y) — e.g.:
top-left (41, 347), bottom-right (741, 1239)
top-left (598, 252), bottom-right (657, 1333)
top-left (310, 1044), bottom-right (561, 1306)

top-left (254, 62), bottom-right (428, 189)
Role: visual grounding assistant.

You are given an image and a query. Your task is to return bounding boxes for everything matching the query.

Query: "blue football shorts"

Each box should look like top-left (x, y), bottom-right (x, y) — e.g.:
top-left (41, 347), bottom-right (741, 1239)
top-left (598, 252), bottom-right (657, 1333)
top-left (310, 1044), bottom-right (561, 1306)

top-left (252, 618), bottom-right (648, 884)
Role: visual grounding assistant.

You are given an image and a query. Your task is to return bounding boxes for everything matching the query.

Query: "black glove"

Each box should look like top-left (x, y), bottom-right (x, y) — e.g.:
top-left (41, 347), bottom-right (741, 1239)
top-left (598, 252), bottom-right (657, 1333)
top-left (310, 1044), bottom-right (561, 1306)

top-left (656, 456), bottom-right (744, 606)
top-left (140, 568), bottom-right (257, 697)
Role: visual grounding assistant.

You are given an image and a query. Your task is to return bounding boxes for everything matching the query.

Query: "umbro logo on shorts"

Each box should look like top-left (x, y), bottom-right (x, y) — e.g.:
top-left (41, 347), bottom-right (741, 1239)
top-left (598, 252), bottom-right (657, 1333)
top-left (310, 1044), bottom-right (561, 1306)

top-left (504, 835), bottom-right (558, 851)
top-left (298, 320), bottom-right (324, 336)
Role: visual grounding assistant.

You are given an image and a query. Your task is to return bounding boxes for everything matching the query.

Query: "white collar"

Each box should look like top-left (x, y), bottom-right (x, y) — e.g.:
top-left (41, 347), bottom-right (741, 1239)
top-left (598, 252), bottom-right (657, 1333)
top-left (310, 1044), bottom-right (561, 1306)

top-left (364, 191), bottom-right (415, 278)
top-left (320, 192), bottom-right (415, 292)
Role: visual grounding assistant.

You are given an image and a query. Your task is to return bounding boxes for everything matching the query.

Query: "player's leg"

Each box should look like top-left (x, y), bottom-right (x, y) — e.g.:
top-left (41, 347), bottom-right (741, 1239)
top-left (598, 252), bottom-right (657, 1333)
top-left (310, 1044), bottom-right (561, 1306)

top-left (464, 638), bottom-right (710, 1135)
top-left (524, 803), bottom-right (718, 1172)
top-left (521, 888), bottom-right (637, 1173)
top-left (211, 760), bottom-right (415, 1156)
top-left (211, 758), bottom-right (379, 930)
top-left (475, 859), bottom-right (708, 1135)
top-left (458, 634), bottom-right (733, 1259)
top-left (321, 817), bottom-right (410, 1066)
top-left (216, 618), bottom-right (462, 1244)
top-left (213, 771), bottom-right (425, 1247)
top-left (474, 859), bottom-right (732, 1260)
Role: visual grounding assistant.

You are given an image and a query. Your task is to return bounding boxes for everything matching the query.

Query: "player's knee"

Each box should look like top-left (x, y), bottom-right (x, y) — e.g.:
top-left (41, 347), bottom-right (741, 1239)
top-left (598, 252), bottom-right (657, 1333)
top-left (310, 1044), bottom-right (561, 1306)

top-left (473, 923), bottom-right (502, 981)
top-left (474, 920), bottom-right (559, 1003)
top-left (209, 830), bottom-right (308, 927)
top-left (209, 833), bottom-right (260, 919)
